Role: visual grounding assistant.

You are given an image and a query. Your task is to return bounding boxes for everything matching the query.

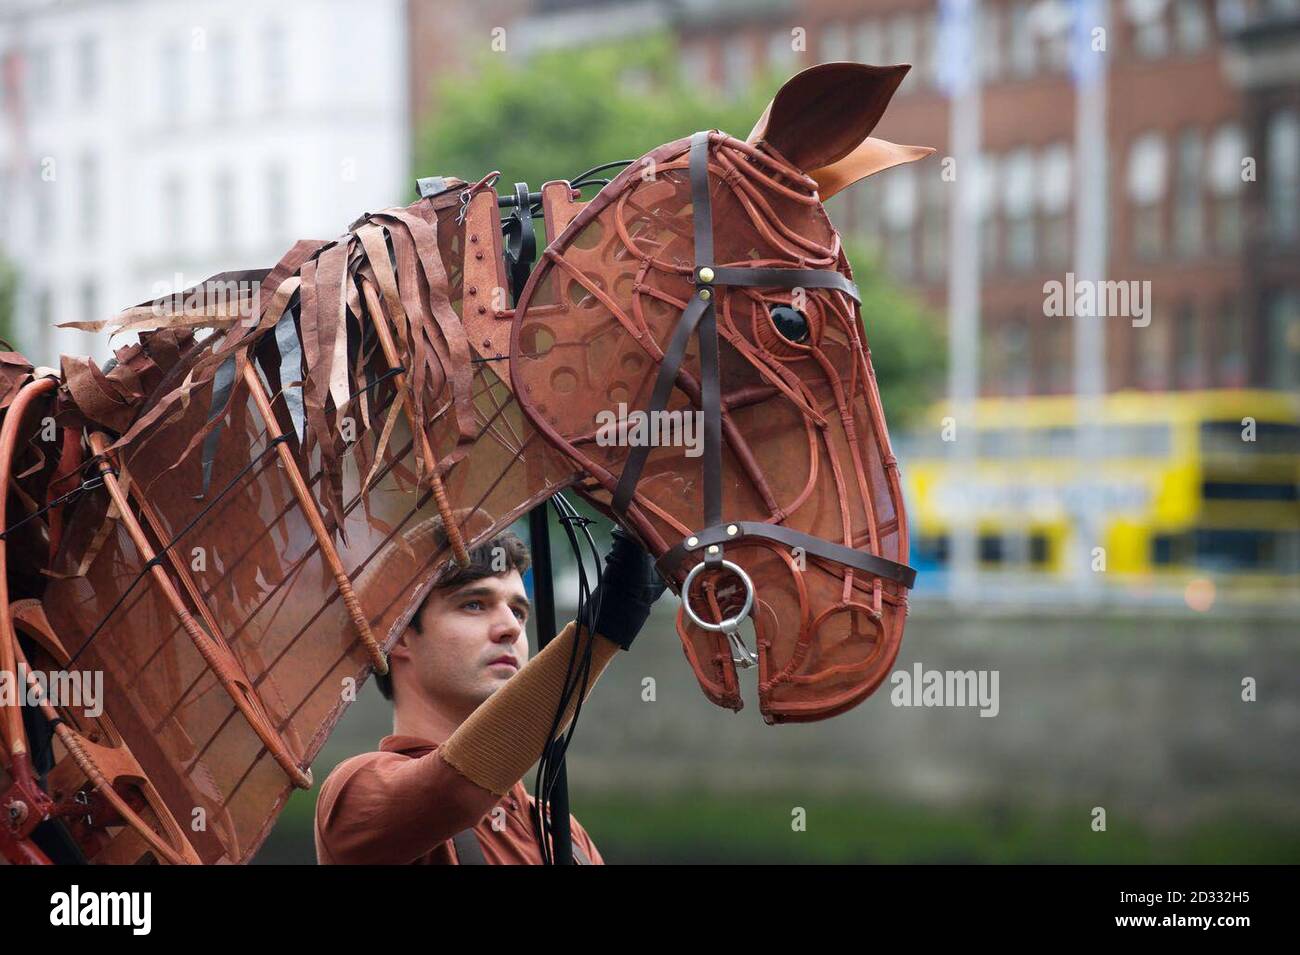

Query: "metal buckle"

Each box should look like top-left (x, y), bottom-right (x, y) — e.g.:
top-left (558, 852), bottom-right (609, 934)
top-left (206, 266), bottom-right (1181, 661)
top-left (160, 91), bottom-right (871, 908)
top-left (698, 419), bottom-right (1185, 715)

top-left (681, 559), bottom-right (758, 668)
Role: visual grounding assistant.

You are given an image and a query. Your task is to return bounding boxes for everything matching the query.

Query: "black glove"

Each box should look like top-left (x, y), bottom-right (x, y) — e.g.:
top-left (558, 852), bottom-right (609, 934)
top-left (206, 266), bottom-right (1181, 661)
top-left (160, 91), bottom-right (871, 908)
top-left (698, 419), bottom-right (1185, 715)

top-left (581, 526), bottom-right (668, 650)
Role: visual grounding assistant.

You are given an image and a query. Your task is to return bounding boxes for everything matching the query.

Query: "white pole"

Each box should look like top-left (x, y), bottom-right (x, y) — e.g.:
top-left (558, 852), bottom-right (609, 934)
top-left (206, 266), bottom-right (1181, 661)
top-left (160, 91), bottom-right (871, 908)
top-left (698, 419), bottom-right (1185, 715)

top-left (1071, 0), bottom-right (1110, 597)
top-left (942, 0), bottom-right (982, 601)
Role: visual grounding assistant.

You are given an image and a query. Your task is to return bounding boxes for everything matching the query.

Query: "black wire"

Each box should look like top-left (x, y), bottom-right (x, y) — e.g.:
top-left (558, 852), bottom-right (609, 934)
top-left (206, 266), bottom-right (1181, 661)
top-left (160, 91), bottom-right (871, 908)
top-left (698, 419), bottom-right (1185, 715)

top-left (0, 458), bottom-right (114, 540)
top-left (531, 492), bottom-right (604, 864)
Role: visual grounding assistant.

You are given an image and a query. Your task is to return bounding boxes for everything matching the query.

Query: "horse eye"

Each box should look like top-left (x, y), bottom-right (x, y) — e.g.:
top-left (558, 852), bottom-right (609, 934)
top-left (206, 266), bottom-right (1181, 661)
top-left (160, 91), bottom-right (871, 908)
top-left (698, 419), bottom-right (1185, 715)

top-left (769, 305), bottom-right (809, 344)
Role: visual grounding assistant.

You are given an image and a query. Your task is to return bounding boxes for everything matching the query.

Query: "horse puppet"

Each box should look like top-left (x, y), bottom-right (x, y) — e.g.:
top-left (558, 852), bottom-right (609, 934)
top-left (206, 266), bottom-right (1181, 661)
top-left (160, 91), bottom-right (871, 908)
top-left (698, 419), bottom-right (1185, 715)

top-left (0, 62), bottom-right (929, 864)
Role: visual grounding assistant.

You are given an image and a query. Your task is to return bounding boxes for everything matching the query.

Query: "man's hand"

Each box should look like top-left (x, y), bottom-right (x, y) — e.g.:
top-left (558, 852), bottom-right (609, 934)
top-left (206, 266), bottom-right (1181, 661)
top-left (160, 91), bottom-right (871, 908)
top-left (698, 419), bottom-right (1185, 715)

top-left (581, 526), bottom-right (669, 650)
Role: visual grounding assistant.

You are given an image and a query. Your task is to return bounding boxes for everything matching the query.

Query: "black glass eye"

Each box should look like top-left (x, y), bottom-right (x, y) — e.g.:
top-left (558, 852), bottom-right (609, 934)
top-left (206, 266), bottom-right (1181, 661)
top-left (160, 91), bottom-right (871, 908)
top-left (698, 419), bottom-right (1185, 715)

top-left (769, 305), bottom-right (809, 344)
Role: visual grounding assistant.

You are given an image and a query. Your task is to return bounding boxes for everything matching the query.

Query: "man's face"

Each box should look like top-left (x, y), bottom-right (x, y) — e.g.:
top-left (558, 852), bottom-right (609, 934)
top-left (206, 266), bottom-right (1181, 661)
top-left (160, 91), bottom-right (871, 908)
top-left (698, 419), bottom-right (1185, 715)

top-left (391, 569), bottom-right (532, 714)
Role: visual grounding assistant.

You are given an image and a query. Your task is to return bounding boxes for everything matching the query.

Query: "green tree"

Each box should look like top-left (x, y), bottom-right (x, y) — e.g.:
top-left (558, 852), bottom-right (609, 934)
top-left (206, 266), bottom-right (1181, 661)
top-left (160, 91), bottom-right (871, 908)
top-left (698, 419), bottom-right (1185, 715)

top-left (414, 35), bottom-right (945, 421)
top-left (841, 240), bottom-right (945, 424)
top-left (0, 256), bottom-right (18, 353)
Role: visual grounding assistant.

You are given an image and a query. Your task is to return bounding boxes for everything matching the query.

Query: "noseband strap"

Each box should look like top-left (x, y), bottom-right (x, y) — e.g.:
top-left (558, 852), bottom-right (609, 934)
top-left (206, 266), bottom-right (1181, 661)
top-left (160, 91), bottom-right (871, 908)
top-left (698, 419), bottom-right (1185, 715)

top-left (611, 130), bottom-right (915, 591)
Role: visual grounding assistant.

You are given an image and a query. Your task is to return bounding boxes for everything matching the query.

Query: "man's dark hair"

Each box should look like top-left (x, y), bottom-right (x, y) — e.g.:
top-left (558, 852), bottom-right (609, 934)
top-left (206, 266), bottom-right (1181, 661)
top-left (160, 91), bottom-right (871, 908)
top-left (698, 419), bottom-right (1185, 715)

top-left (374, 531), bottom-right (531, 701)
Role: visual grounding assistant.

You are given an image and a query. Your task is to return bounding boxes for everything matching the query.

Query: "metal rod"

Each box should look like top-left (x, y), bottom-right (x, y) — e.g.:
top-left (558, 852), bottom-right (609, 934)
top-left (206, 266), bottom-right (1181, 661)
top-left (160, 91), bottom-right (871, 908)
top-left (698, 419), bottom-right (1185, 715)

top-left (241, 362), bottom-right (389, 673)
top-left (359, 278), bottom-right (471, 566)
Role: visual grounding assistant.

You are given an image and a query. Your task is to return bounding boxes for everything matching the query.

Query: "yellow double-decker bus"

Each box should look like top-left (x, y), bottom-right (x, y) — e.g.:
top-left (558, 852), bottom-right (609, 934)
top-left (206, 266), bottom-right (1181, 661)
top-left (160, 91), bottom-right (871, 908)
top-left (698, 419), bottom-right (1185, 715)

top-left (896, 390), bottom-right (1300, 590)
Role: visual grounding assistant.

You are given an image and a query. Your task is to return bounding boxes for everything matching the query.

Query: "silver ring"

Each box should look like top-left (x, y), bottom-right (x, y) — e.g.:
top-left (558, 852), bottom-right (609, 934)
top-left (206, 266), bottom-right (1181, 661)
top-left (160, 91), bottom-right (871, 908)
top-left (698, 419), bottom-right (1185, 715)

top-left (681, 559), bottom-right (755, 632)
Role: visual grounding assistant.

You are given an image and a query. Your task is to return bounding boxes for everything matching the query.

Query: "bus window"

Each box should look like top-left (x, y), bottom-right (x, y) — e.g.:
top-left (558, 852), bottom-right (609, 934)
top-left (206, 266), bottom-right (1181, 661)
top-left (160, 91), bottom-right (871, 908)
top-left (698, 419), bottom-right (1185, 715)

top-left (1200, 421), bottom-right (1300, 456)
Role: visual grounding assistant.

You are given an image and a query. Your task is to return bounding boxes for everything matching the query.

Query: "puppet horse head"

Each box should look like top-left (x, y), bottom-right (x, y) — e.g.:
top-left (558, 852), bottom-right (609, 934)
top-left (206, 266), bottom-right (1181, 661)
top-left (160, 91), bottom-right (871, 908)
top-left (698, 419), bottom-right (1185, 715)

top-left (510, 62), bottom-right (931, 721)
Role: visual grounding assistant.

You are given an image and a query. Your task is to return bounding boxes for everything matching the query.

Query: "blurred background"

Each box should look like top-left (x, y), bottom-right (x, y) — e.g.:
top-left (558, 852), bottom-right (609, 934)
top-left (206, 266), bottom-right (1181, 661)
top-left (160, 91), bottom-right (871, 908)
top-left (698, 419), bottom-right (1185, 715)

top-left (1, 0), bottom-right (1296, 862)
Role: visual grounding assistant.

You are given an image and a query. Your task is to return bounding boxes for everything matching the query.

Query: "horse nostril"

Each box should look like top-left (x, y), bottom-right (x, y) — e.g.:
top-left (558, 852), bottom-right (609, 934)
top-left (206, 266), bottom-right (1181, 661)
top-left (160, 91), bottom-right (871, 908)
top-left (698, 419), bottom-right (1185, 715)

top-left (769, 304), bottom-right (809, 343)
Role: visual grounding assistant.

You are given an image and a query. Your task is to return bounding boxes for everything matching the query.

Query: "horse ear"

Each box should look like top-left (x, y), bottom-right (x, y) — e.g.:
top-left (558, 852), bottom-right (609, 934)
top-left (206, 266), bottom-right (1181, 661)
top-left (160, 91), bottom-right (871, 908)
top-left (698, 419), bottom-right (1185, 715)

top-left (808, 138), bottom-right (936, 201)
top-left (746, 62), bottom-right (911, 174)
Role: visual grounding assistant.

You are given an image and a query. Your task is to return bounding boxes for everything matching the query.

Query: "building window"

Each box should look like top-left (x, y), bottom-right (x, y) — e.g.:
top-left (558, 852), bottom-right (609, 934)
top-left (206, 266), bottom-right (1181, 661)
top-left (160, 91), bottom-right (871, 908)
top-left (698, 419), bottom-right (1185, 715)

top-left (722, 35), bottom-right (751, 98)
top-left (1267, 109), bottom-right (1299, 244)
top-left (854, 177), bottom-right (883, 258)
top-left (1174, 127), bottom-right (1204, 258)
top-left (680, 44), bottom-right (711, 88)
top-left (921, 170), bottom-right (948, 281)
top-left (977, 154), bottom-right (1000, 273)
top-left (80, 279), bottom-right (97, 328)
top-left (267, 163), bottom-right (289, 244)
top-left (1175, 300), bottom-right (1203, 388)
top-left (78, 152), bottom-right (98, 242)
top-left (28, 45), bottom-right (52, 110)
top-left (819, 22), bottom-right (850, 63)
top-left (918, 11), bottom-right (939, 89)
top-left (1002, 148), bottom-right (1036, 271)
top-left (265, 23), bottom-right (287, 108)
top-left (977, 4), bottom-right (1002, 81)
top-left (1175, 0), bottom-right (1210, 54)
top-left (163, 174), bottom-right (184, 252)
top-left (1128, 131), bottom-right (1168, 260)
top-left (1038, 143), bottom-right (1072, 267)
top-left (1132, 2), bottom-right (1169, 59)
top-left (883, 163), bottom-right (917, 279)
top-left (1003, 315), bottom-right (1031, 395)
top-left (1135, 309), bottom-right (1170, 390)
top-left (856, 20), bottom-right (884, 64)
top-left (77, 35), bottom-right (98, 104)
top-left (213, 31), bottom-right (235, 118)
top-left (886, 13), bottom-right (918, 75)
top-left (1041, 317), bottom-right (1071, 393)
top-left (1216, 295), bottom-right (1246, 386)
top-left (33, 161), bottom-right (52, 247)
top-left (1208, 123), bottom-right (1244, 253)
top-left (160, 39), bottom-right (186, 121)
top-left (1266, 290), bottom-right (1300, 391)
top-left (215, 169), bottom-right (236, 251)
top-left (1008, 3), bottom-right (1037, 78)
top-left (767, 29), bottom-right (796, 75)
top-left (34, 286), bottom-right (52, 365)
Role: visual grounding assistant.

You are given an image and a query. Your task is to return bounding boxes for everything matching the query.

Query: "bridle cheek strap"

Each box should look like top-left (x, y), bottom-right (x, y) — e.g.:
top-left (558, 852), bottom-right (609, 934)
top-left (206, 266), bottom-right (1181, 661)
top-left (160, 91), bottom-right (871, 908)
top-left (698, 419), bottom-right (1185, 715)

top-left (610, 130), bottom-right (915, 590)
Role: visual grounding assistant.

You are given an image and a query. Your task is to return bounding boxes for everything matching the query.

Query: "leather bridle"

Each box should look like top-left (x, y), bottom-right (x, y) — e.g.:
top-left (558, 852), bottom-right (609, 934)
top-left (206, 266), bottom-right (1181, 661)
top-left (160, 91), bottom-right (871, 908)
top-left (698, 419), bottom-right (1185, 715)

top-left (608, 131), bottom-right (916, 659)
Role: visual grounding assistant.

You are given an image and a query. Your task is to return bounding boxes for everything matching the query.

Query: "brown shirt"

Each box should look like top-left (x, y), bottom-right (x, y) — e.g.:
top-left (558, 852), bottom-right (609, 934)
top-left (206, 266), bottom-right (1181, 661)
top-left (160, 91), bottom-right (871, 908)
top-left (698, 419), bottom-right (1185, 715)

top-left (314, 734), bottom-right (604, 865)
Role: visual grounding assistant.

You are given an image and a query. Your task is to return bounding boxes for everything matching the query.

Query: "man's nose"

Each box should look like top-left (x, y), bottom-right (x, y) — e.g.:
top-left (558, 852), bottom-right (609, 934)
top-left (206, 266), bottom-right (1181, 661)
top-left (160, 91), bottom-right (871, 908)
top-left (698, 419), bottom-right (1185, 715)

top-left (491, 607), bottom-right (523, 643)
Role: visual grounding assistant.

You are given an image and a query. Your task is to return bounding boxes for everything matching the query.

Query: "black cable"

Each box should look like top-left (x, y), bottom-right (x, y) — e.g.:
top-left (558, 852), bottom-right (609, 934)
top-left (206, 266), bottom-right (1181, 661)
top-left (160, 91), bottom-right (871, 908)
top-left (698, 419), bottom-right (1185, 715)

top-left (530, 492), bottom-right (604, 864)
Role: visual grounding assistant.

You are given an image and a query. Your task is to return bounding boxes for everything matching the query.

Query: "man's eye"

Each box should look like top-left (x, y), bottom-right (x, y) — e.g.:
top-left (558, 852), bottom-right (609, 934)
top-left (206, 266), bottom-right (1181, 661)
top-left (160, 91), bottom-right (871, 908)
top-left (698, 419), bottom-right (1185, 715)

top-left (462, 600), bottom-right (483, 611)
top-left (513, 608), bottom-right (527, 622)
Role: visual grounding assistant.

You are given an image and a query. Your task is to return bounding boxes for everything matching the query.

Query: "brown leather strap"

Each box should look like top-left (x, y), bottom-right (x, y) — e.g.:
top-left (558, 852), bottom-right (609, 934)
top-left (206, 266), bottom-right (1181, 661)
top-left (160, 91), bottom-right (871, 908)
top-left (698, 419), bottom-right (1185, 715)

top-left (710, 266), bottom-right (859, 301)
top-left (656, 519), bottom-right (916, 589)
top-left (609, 292), bottom-right (710, 516)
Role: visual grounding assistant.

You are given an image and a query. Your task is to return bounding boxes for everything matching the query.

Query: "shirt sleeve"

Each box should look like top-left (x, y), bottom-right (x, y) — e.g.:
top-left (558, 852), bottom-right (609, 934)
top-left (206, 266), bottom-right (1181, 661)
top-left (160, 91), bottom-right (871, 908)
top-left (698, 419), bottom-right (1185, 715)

top-left (314, 747), bottom-right (500, 864)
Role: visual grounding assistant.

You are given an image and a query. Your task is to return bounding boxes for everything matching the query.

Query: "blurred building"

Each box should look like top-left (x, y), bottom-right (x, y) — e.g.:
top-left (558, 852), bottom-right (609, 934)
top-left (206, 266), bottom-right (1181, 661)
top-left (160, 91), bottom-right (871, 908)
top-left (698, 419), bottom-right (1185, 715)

top-left (0, 0), bottom-right (410, 365)
top-left (408, 0), bottom-right (1300, 399)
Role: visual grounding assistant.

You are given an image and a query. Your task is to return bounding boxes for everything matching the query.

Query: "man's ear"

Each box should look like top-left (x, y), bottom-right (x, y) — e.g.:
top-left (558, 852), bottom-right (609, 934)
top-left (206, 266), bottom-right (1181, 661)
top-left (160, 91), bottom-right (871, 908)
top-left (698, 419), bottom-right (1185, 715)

top-left (808, 138), bottom-right (936, 201)
top-left (746, 62), bottom-right (912, 174)
top-left (389, 628), bottom-right (413, 663)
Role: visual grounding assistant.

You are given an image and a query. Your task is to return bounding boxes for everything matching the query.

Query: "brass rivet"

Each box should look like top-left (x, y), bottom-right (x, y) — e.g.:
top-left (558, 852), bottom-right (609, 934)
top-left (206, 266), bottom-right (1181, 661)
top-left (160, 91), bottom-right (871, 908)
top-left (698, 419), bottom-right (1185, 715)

top-left (687, 536), bottom-right (698, 547)
top-left (706, 545), bottom-right (719, 554)
top-left (699, 289), bottom-right (711, 300)
top-left (698, 266), bottom-right (714, 283)
top-left (727, 524), bottom-right (738, 535)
